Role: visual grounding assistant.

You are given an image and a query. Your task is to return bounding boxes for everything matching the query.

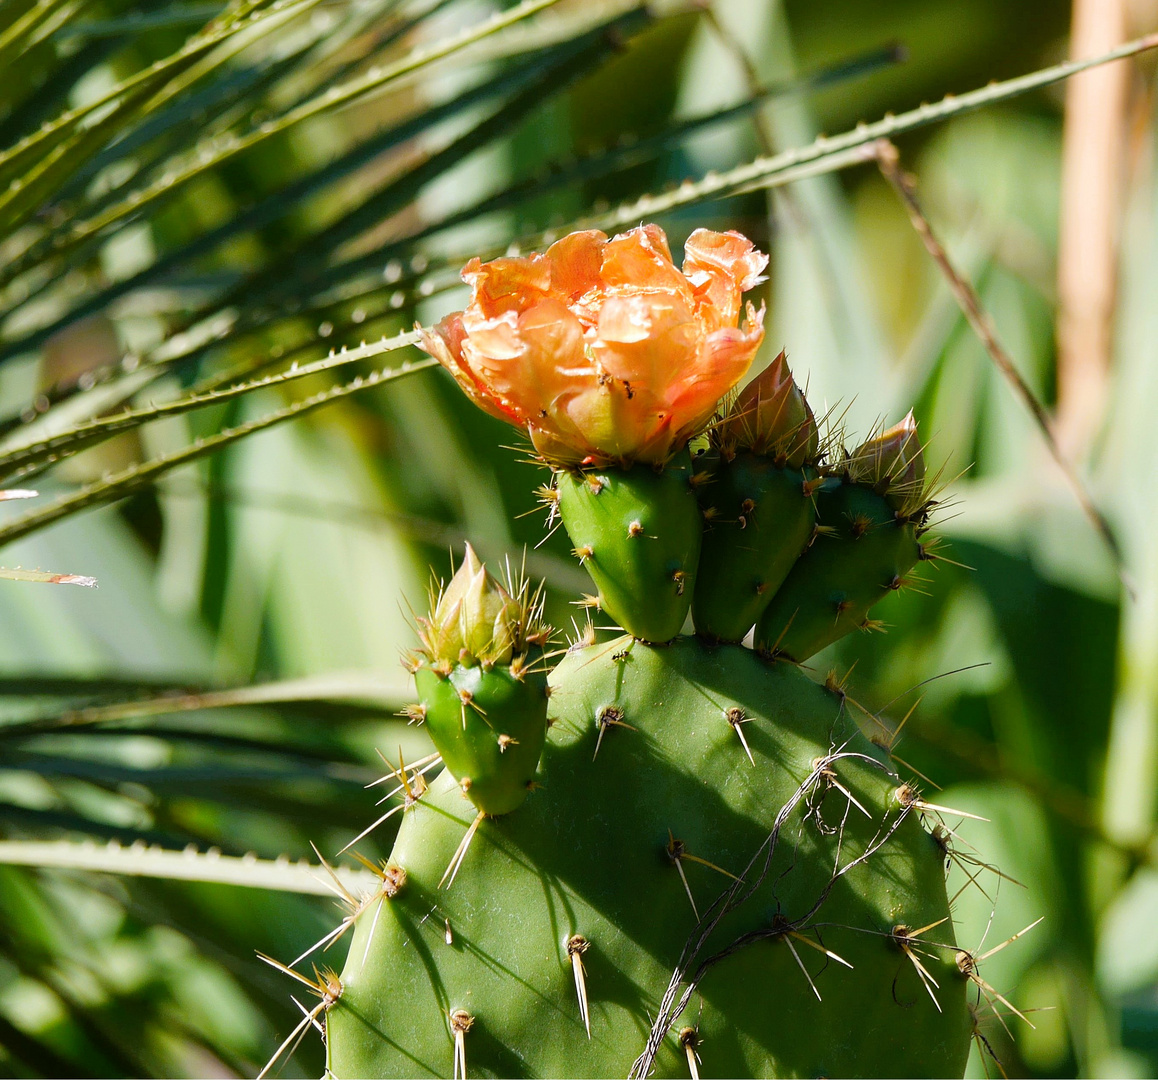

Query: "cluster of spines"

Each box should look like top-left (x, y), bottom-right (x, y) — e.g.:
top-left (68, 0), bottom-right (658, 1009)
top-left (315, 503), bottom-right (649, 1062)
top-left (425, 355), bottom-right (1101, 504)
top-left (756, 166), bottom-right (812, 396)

top-left (403, 548), bottom-right (553, 678)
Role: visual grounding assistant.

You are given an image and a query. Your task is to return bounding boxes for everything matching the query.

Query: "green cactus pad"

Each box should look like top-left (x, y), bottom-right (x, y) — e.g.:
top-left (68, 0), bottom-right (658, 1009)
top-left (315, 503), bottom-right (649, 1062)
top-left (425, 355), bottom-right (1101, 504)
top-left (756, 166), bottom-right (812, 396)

top-left (754, 481), bottom-right (921, 662)
top-left (692, 451), bottom-right (817, 643)
top-left (415, 663), bottom-right (548, 817)
top-left (329, 638), bottom-right (969, 1078)
top-left (555, 449), bottom-right (702, 643)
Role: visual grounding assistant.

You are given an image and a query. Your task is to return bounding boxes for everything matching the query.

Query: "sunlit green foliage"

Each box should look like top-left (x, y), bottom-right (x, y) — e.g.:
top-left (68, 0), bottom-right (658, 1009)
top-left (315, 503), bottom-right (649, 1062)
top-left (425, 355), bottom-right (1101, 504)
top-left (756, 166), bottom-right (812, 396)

top-left (0, 0), bottom-right (1153, 1076)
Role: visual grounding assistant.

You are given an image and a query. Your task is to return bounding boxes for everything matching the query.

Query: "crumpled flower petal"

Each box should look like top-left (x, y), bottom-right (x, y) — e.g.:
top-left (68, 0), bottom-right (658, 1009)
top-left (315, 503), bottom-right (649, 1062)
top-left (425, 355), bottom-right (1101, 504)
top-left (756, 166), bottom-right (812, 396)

top-left (420, 223), bottom-right (768, 466)
top-left (668, 302), bottom-right (766, 448)
top-left (682, 228), bottom-right (769, 330)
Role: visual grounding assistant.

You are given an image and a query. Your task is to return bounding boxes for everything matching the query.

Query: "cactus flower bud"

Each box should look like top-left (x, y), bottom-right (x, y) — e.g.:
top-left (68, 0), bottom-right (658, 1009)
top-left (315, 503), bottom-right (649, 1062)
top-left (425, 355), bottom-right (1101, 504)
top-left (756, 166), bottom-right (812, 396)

top-left (716, 350), bottom-right (818, 466)
top-left (417, 545), bottom-right (546, 668)
top-left (848, 411), bottom-right (926, 513)
top-left (420, 225), bottom-right (767, 467)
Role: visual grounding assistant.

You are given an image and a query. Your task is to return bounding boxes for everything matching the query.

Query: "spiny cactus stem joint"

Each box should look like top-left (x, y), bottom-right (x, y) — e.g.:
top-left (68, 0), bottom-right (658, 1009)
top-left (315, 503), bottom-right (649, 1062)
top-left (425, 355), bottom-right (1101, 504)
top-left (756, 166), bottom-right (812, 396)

top-left (809, 758), bottom-right (871, 819)
top-left (665, 833), bottom-right (700, 918)
top-left (952, 918), bottom-right (1043, 1029)
top-left (894, 783), bottom-right (990, 823)
top-left (255, 957), bottom-right (342, 1080)
top-left (400, 703), bottom-right (427, 725)
top-left (889, 920), bottom-right (948, 1012)
top-left (340, 756), bottom-right (433, 854)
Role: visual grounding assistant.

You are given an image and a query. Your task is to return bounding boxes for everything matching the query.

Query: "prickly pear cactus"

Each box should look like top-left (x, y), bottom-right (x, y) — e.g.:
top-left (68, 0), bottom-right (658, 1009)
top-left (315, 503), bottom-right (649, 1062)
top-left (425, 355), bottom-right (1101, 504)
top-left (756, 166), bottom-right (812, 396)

top-left (260, 226), bottom-right (987, 1079)
top-left (330, 639), bottom-right (969, 1078)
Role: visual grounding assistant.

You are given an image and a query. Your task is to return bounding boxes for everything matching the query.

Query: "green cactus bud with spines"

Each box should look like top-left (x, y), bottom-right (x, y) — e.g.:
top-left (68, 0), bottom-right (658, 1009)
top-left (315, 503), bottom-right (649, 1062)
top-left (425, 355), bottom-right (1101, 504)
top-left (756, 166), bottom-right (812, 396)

top-left (691, 450), bottom-right (819, 643)
top-left (692, 352), bottom-right (823, 643)
top-left (713, 348), bottom-right (820, 467)
top-left (554, 448), bottom-right (702, 643)
top-left (752, 412), bottom-right (933, 663)
top-left (410, 547), bottom-right (552, 816)
top-left (753, 479), bottom-right (922, 662)
top-left (328, 639), bottom-right (971, 1078)
top-left (414, 544), bottom-right (548, 670)
top-left (846, 411), bottom-right (927, 518)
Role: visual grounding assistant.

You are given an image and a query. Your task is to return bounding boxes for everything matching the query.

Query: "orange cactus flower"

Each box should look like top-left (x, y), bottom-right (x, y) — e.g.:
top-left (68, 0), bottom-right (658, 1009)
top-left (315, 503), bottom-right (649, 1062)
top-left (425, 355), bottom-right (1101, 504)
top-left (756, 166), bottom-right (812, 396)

top-left (420, 224), bottom-right (767, 466)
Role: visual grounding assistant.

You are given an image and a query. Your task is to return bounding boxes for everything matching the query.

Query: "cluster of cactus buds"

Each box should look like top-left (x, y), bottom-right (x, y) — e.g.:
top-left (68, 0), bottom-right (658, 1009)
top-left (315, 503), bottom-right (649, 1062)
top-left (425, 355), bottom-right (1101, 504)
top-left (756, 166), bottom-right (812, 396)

top-left (255, 226), bottom-right (989, 1080)
top-left (544, 342), bottom-right (933, 656)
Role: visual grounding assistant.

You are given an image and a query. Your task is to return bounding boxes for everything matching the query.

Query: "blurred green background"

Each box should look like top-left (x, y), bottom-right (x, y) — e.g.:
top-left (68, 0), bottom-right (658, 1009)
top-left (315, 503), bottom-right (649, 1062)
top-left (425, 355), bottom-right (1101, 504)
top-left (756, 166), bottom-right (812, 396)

top-left (0, 0), bottom-right (1155, 1075)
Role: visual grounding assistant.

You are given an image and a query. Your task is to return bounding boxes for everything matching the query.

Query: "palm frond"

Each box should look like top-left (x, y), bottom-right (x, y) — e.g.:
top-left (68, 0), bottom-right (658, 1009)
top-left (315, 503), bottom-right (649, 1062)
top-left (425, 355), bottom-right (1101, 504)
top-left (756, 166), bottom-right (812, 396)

top-left (0, 838), bottom-right (382, 894)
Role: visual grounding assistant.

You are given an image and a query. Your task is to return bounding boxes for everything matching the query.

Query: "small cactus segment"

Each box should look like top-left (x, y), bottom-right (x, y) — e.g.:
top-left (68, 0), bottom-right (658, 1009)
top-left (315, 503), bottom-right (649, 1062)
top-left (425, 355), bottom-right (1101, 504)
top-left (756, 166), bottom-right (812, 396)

top-left (692, 452), bottom-right (817, 642)
top-left (409, 546), bottom-right (551, 816)
top-left (692, 350), bottom-right (822, 643)
top-left (555, 449), bottom-right (702, 642)
top-left (754, 417), bottom-right (930, 662)
top-left (329, 639), bottom-right (970, 1078)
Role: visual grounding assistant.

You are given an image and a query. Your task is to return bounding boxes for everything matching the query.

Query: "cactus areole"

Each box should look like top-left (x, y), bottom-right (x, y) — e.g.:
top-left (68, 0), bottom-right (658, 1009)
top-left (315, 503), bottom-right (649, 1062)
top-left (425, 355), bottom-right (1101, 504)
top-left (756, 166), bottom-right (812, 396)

top-left (261, 226), bottom-right (976, 1079)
